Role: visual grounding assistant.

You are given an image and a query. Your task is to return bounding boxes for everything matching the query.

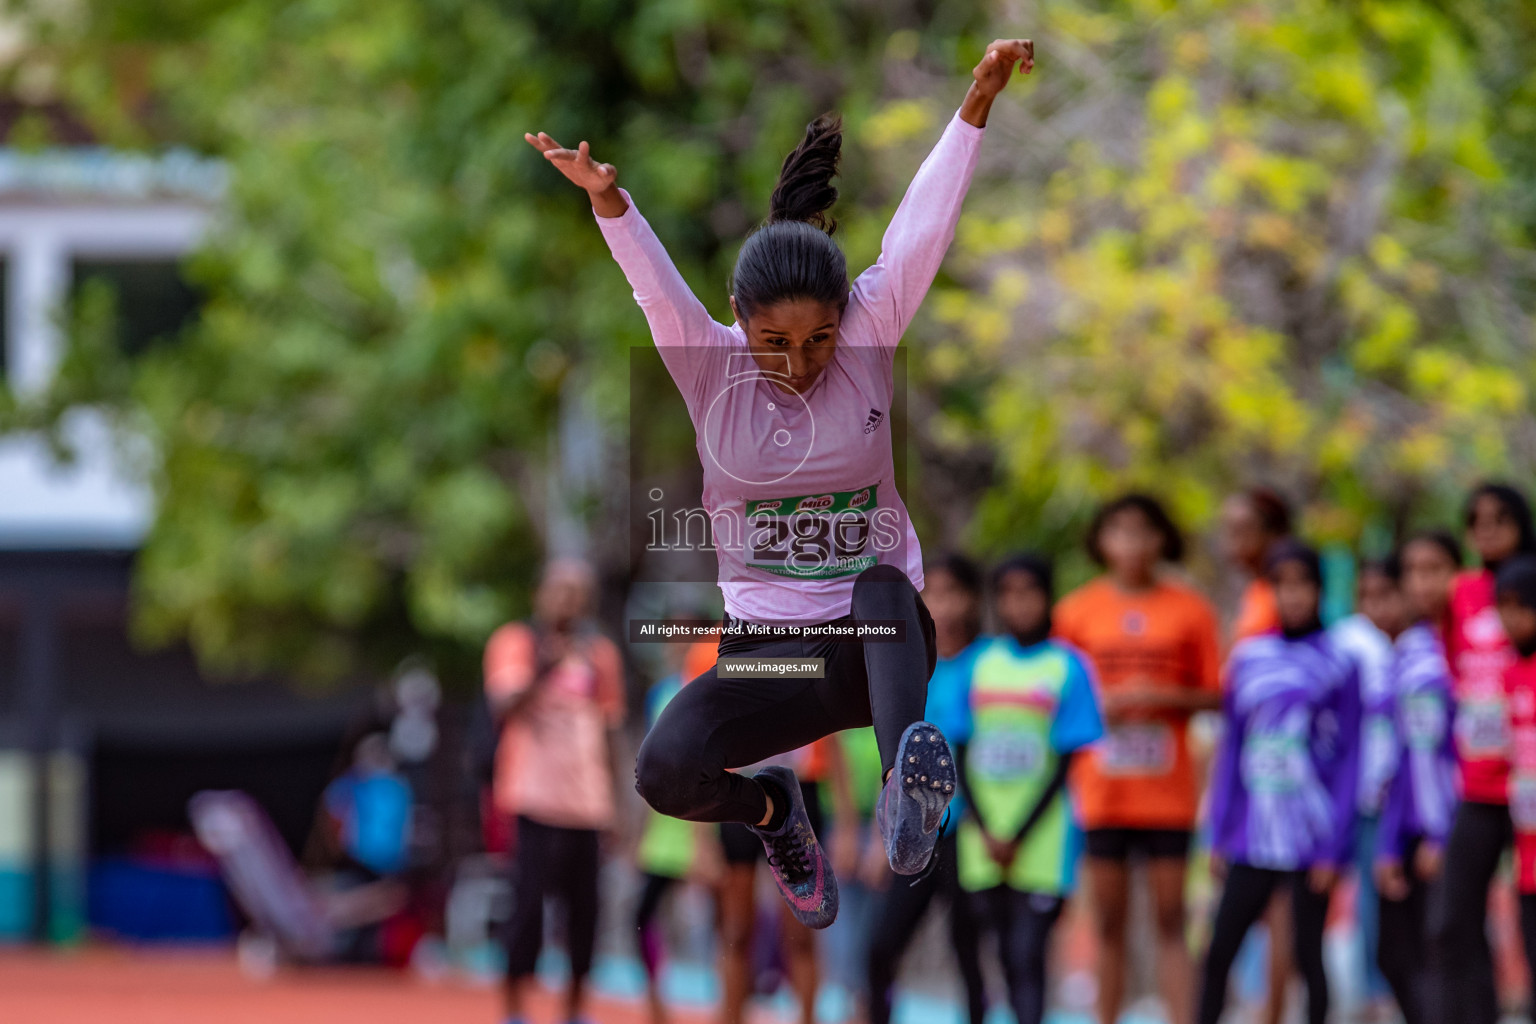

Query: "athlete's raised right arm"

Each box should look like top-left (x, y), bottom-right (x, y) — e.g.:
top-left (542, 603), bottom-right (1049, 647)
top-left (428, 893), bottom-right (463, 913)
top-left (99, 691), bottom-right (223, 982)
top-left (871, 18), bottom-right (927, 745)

top-left (525, 134), bottom-right (628, 216)
top-left (526, 132), bottom-right (731, 401)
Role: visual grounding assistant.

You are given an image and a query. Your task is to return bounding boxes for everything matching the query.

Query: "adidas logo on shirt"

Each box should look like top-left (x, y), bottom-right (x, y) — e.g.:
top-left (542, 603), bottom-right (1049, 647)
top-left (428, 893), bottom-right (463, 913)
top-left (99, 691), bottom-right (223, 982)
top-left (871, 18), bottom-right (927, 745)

top-left (863, 408), bottom-right (885, 434)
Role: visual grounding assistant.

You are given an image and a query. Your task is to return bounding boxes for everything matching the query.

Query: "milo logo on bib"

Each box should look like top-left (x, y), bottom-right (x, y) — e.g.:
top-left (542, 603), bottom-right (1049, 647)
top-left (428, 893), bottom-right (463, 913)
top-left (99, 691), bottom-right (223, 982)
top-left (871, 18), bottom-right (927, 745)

top-left (746, 484), bottom-right (880, 579)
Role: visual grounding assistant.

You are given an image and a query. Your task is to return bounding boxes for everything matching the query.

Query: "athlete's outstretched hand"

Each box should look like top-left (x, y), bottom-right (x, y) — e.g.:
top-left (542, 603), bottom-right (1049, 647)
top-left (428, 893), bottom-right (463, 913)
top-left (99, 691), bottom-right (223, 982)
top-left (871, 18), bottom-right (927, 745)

top-left (524, 132), bottom-right (628, 218)
top-left (974, 38), bottom-right (1034, 96)
top-left (960, 38), bottom-right (1034, 129)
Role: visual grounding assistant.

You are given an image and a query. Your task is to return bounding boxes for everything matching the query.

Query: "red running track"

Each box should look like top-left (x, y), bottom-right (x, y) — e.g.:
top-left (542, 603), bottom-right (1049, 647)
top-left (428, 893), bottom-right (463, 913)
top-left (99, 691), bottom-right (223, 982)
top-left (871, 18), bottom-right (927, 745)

top-left (0, 946), bottom-right (718, 1024)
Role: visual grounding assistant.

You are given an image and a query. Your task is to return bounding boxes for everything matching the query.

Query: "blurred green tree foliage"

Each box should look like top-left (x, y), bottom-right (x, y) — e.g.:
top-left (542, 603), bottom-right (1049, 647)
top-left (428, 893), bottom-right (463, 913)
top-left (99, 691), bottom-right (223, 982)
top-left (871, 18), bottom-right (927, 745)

top-left (8, 0), bottom-right (1536, 680)
top-left (893, 0), bottom-right (1536, 578)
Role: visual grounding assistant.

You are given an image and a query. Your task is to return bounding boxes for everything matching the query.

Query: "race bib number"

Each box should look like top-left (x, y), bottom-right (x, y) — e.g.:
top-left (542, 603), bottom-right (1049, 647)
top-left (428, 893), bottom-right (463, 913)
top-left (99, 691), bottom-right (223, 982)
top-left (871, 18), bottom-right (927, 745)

top-left (1242, 732), bottom-right (1309, 795)
top-left (1099, 723), bottom-right (1174, 777)
top-left (1403, 693), bottom-right (1447, 751)
top-left (1513, 773), bottom-right (1536, 831)
top-left (1455, 696), bottom-right (1509, 760)
top-left (970, 726), bottom-right (1045, 781)
top-left (745, 485), bottom-right (881, 580)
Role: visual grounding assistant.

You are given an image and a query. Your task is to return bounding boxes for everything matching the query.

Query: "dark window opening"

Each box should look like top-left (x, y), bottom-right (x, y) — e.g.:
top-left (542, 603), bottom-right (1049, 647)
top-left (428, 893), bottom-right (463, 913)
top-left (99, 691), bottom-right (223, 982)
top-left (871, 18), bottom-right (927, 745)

top-left (70, 258), bottom-right (201, 356)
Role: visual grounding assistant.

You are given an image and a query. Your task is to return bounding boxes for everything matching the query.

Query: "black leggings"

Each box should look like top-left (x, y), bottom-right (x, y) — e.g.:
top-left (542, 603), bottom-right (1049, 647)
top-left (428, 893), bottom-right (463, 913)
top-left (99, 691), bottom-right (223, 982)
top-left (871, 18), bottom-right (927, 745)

top-left (969, 887), bottom-right (1063, 1024)
top-left (504, 816), bottom-right (601, 981)
top-left (1427, 800), bottom-right (1511, 1024)
top-left (633, 872), bottom-right (677, 981)
top-left (1197, 864), bottom-right (1330, 1024)
top-left (1377, 837), bottom-right (1435, 1024)
top-left (866, 832), bottom-right (986, 1024)
top-left (634, 564), bottom-right (937, 824)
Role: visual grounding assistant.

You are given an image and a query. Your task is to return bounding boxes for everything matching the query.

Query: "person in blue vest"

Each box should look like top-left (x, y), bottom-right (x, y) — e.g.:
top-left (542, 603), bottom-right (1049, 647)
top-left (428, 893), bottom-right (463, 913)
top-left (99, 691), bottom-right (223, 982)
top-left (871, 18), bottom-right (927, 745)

top-left (954, 553), bottom-right (1105, 1024)
top-left (323, 732), bottom-right (413, 880)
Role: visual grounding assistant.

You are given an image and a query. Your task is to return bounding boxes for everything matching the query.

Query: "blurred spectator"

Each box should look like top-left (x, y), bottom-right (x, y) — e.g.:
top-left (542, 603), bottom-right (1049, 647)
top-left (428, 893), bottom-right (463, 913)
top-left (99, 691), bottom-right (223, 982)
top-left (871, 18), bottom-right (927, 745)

top-left (1055, 493), bottom-right (1221, 1024)
top-left (1222, 486), bottom-right (1295, 644)
top-left (1400, 531), bottom-right (1463, 642)
top-left (1431, 483), bottom-right (1535, 1024)
top-left (1374, 548), bottom-right (1456, 1024)
top-left (322, 733), bottom-right (414, 879)
top-left (1218, 485), bottom-right (1295, 1024)
top-left (955, 553), bottom-right (1103, 1024)
top-left (633, 636), bottom-right (720, 1024)
top-left (1333, 558), bottom-right (1402, 1020)
top-left (715, 734), bottom-right (852, 1024)
top-left (1197, 542), bottom-right (1360, 1024)
top-left (484, 558), bottom-right (625, 1024)
top-left (864, 554), bottom-right (988, 1024)
top-left (1496, 557), bottom-right (1536, 1008)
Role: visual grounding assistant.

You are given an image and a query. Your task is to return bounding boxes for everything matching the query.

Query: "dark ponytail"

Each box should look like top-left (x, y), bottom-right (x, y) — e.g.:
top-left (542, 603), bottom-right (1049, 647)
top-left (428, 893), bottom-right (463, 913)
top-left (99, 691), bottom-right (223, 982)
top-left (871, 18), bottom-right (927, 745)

top-left (732, 114), bottom-right (850, 320)
top-left (769, 114), bottom-right (843, 231)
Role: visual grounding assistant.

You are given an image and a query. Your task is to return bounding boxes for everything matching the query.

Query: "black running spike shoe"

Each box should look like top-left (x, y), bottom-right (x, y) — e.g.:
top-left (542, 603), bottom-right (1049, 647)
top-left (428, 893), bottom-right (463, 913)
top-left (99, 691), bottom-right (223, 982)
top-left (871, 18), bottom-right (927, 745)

top-left (876, 721), bottom-right (957, 875)
top-left (749, 765), bottom-right (839, 930)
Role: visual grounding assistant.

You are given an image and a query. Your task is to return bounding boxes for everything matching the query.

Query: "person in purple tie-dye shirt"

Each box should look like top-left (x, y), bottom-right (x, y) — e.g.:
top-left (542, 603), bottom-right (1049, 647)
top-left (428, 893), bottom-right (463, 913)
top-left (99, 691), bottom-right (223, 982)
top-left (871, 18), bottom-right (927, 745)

top-left (1196, 541), bottom-right (1361, 1024)
top-left (1371, 547), bottom-right (1458, 1024)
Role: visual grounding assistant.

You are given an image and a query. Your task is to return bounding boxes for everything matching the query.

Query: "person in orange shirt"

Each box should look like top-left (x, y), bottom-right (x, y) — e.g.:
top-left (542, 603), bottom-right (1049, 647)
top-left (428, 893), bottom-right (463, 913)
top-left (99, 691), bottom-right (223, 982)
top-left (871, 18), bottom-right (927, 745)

top-left (484, 559), bottom-right (625, 1024)
top-left (1054, 494), bottom-right (1222, 1024)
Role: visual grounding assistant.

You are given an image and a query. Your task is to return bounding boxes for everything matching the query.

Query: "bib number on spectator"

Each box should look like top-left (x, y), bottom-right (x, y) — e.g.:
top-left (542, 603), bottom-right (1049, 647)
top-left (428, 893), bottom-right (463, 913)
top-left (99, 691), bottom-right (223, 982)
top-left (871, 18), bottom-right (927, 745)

top-left (1403, 693), bottom-right (1448, 751)
top-left (1513, 774), bottom-right (1536, 831)
top-left (1100, 723), bottom-right (1174, 777)
top-left (1456, 697), bottom-right (1509, 760)
top-left (1242, 732), bottom-right (1308, 795)
top-left (970, 726), bottom-right (1045, 781)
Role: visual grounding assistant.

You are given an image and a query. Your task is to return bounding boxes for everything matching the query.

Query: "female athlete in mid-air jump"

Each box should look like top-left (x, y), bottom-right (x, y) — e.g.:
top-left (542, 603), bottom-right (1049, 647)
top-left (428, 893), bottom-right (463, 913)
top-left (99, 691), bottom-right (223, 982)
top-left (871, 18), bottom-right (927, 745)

top-left (526, 37), bottom-right (1034, 929)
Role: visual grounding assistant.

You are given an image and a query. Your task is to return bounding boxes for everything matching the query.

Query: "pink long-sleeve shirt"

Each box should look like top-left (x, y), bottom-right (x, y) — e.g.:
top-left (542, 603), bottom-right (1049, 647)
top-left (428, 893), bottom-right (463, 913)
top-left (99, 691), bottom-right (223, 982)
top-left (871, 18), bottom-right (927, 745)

top-left (598, 111), bottom-right (985, 624)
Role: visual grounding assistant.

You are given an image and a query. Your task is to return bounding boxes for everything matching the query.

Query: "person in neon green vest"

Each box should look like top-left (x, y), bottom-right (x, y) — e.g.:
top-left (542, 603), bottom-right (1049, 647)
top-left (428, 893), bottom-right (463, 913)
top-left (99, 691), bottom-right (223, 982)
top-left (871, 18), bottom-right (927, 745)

top-left (953, 553), bottom-right (1105, 1024)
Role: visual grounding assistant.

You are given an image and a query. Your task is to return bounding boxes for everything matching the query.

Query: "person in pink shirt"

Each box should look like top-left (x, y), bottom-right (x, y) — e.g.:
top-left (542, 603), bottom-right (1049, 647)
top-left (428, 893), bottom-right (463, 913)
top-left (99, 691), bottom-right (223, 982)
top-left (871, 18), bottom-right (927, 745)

top-left (485, 559), bottom-right (625, 1024)
top-left (526, 38), bottom-right (1035, 929)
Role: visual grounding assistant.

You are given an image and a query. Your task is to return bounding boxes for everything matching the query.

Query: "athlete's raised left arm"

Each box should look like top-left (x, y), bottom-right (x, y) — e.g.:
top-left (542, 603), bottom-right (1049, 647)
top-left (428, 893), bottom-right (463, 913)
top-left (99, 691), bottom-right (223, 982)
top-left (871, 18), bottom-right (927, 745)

top-left (847, 38), bottom-right (1032, 348)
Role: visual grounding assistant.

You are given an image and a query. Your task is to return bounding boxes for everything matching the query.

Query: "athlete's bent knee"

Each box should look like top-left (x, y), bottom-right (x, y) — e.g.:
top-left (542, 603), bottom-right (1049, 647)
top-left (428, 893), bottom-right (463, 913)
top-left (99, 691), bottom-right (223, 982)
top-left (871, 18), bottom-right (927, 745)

top-left (851, 563), bottom-right (914, 615)
top-left (633, 735), bottom-right (700, 819)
